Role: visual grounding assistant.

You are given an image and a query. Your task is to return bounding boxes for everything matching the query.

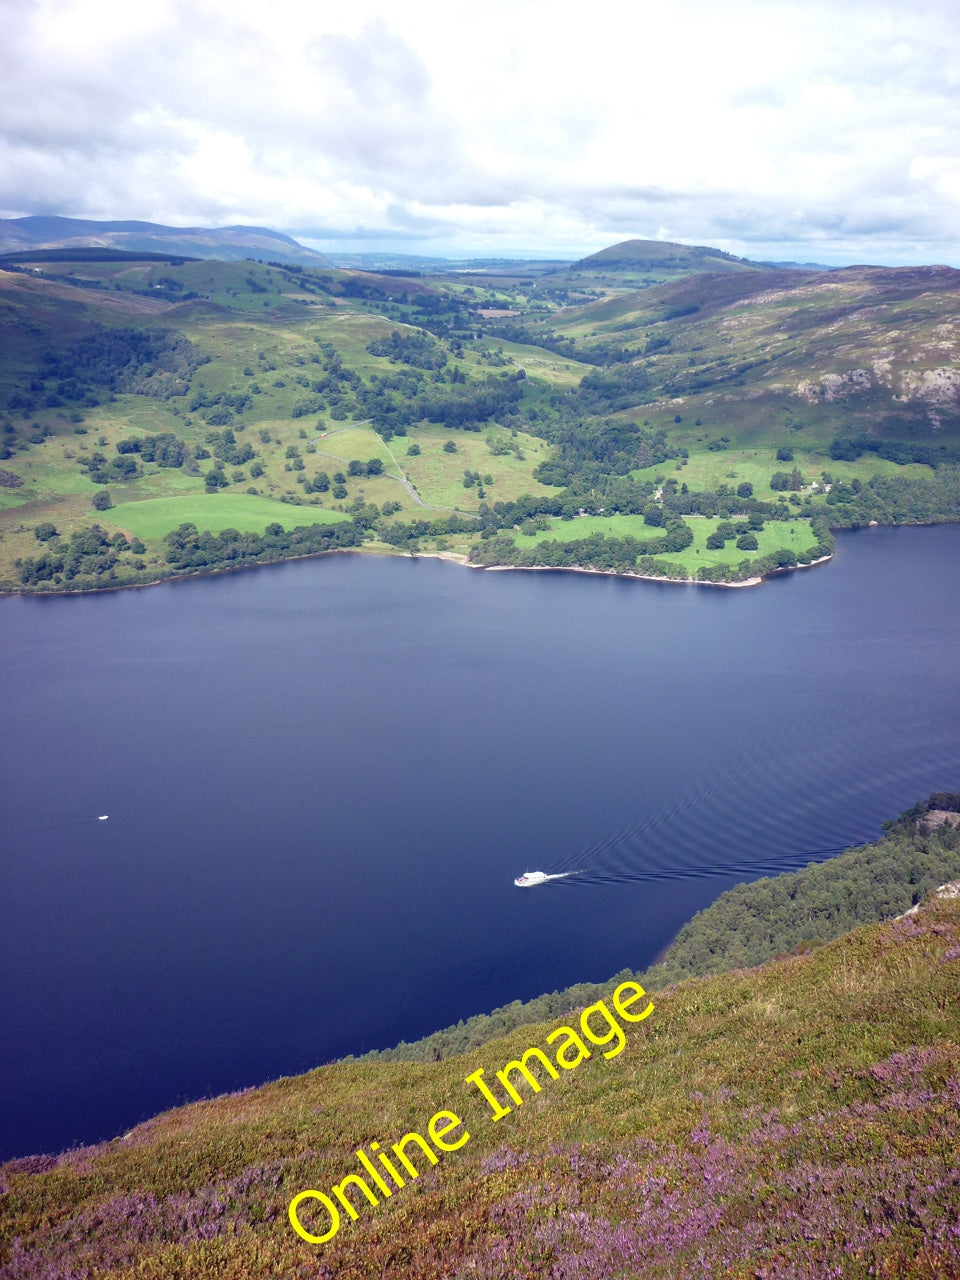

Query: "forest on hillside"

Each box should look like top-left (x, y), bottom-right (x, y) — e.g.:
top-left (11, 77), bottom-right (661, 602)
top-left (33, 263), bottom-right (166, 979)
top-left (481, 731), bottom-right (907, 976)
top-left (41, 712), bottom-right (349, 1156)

top-left (363, 793), bottom-right (960, 1063)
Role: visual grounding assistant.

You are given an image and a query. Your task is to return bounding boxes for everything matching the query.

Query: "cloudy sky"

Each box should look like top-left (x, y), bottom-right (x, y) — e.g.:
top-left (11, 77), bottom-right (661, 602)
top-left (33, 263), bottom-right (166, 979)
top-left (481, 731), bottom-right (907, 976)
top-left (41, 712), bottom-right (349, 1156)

top-left (3, 0), bottom-right (960, 262)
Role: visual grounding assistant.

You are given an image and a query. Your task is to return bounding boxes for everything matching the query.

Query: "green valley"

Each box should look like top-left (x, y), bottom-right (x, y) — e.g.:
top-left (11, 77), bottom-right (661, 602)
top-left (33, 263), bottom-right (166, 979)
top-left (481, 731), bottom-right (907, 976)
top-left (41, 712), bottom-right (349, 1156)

top-left (2, 239), bottom-right (960, 593)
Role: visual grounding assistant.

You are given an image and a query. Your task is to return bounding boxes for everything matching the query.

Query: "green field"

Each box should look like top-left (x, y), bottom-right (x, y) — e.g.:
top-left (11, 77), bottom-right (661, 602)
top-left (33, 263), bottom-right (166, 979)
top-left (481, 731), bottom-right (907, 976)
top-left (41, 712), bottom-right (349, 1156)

top-left (514, 513), bottom-right (818, 574)
top-left (514, 513), bottom-right (652, 545)
top-left (311, 424), bottom-right (402, 476)
top-left (488, 339), bottom-right (592, 386)
top-left (107, 494), bottom-right (351, 539)
top-left (401, 424), bottom-right (555, 511)
top-left (632, 446), bottom-right (934, 501)
top-left (672, 516), bottom-right (817, 572)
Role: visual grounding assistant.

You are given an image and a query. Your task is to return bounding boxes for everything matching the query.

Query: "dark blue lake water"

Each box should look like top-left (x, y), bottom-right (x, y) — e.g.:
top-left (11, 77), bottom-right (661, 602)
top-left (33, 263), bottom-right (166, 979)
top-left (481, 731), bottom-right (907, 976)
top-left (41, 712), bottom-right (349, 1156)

top-left (2, 525), bottom-right (959, 1159)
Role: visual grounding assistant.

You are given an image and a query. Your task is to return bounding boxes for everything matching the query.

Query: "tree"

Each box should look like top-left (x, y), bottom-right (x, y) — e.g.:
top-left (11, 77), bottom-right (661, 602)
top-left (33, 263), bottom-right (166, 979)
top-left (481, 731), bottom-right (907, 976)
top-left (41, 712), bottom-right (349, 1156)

top-left (34, 522), bottom-right (59, 541)
top-left (443, 440), bottom-right (457, 453)
top-left (407, 444), bottom-right (421, 456)
top-left (635, 442), bottom-right (653, 469)
top-left (92, 490), bottom-right (112, 510)
top-left (737, 482), bottom-right (753, 499)
top-left (347, 459), bottom-right (364, 476)
top-left (736, 532), bottom-right (758, 550)
top-left (366, 457), bottom-right (384, 476)
top-left (776, 447), bottom-right (794, 462)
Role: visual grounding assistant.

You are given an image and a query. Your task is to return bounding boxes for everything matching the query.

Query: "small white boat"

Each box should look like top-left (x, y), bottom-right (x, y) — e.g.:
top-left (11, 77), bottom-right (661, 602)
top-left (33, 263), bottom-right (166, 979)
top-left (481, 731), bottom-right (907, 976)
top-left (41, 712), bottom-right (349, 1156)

top-left (98, 815), bottom-right (109, 821)
top-left (514, 869), bottom-right (582, 888)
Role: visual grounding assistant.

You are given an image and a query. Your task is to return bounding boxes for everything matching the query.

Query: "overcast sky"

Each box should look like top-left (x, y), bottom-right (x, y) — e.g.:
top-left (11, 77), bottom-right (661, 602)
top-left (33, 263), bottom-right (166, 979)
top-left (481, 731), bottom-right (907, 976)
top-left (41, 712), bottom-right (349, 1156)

top-left (3, 0), bottom-right (960, 262)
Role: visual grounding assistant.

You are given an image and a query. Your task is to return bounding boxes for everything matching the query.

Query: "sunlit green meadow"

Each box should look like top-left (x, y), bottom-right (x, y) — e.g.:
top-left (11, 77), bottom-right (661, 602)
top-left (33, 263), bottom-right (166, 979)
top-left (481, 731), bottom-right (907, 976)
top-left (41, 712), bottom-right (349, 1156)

top-left (401, 425), bottom-right (555, 511)
top-left (513, 513), bottom-right (818, 573)
top-left (106, 494), bottom-right (352, 539)
top-left (631, 446), bottom-right (934, 501)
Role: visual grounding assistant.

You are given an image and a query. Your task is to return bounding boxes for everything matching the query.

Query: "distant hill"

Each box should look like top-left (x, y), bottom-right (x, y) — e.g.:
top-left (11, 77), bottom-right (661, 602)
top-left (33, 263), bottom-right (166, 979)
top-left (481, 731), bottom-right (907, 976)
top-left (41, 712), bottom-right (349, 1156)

top-left (758, 259), bottom-right (837, 271)
top-left (0, 216), bottom-right (330, 267)
top-left (575, 237), bottom-right (762, 274)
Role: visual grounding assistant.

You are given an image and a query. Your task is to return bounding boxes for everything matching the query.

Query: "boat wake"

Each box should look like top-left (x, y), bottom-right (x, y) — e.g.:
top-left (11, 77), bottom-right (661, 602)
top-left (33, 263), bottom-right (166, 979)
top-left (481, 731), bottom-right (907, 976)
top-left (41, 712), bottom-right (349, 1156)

top-left (515, 697), bottom-right (955, 892)
top-left (514, 870), bottom-right (580, 888)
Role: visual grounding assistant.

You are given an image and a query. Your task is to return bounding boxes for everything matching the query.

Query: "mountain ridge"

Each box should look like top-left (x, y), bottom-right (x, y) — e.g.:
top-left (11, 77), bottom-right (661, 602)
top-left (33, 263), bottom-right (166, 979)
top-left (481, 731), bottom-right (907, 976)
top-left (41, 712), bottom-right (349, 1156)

top-left (0, 216), bottom-right (331, 266)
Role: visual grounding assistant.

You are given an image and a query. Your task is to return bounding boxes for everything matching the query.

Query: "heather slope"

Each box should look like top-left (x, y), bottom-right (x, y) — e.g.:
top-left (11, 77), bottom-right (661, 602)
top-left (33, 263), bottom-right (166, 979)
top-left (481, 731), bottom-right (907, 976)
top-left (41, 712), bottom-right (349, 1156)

top-left (2, 888), bottom-right (958, 1278)
top-left (530, 262), bottom-right (960, 443)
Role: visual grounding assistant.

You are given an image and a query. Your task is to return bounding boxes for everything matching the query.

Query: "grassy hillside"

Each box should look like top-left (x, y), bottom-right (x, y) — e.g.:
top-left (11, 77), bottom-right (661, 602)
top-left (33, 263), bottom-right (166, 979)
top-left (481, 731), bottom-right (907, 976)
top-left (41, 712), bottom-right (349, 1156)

top-left (0, 256), bottom-right (562, 588)
top-left (2, 881), bottom-right (958, 1277)
top-left (2, 246), bottom-right (960, 592)
top-left (516, 263), bottom-right (960, 445)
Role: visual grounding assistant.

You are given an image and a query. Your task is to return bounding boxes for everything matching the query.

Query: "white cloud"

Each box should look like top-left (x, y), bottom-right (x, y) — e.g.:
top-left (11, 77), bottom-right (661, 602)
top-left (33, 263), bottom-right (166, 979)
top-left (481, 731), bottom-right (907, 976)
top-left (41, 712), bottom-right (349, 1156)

top-left (1, 0), bottom-right (959, 261)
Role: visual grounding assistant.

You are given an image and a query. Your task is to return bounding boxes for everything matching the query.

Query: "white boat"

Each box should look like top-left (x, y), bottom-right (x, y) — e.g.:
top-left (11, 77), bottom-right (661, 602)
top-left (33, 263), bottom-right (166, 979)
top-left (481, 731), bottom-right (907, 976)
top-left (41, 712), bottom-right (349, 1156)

top-left (514, 870), bottom-right (549, 887)
top-left (98, 815), bottom-right (109, 821)
top-left (514, 869), bottom-right (581, 888)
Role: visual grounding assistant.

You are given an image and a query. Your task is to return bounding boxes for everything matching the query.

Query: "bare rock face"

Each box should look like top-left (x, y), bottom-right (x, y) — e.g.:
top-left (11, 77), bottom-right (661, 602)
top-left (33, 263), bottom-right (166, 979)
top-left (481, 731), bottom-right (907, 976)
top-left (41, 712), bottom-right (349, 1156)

top-left (897, 879), bottom-right (960, 918)
top-left (918, 810), bottom-right (960, 833)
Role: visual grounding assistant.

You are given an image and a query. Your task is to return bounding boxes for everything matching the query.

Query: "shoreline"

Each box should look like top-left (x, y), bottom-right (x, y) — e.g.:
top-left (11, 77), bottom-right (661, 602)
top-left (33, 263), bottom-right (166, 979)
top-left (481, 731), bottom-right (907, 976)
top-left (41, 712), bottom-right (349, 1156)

top-left (388, 547), bottom-right (837, 589)
top-left (1, 544), bottom-right (837, 597)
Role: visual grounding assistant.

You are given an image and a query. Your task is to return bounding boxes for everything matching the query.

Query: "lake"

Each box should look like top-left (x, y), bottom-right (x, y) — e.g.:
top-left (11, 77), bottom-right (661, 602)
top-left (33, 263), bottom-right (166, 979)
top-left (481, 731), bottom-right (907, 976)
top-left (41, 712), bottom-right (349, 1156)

top-left (2, 525), bottom-right (959, 1159)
